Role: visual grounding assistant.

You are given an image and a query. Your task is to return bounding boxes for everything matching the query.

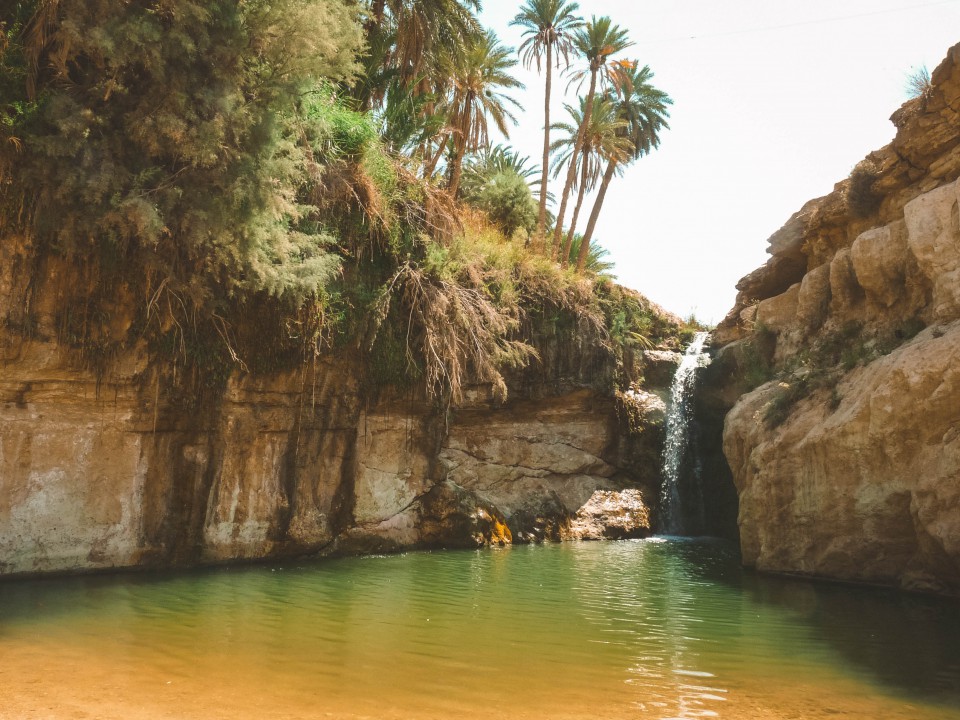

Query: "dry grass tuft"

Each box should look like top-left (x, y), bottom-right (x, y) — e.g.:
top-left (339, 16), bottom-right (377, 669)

top-left (367, 262), bottom-right (538, 404)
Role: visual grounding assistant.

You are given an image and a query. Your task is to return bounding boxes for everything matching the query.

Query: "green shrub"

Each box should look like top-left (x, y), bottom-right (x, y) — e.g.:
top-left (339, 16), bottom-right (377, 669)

top-left (764, 380), bottom-right (806, 428)
top-left (813, 321), bottom-right (864, 367)
top-left (1, 0), bottom-right (362, 305)
top-left (828, 387), bottom-right (843, 410)
top-left (895, 316), bottom-right (926, 342)
top-left (461, 170), bottom-right (538, 238)
top-left (764, 366), bottom-right (850, 428)
top-left (302, 91), bottom-right (380, 161)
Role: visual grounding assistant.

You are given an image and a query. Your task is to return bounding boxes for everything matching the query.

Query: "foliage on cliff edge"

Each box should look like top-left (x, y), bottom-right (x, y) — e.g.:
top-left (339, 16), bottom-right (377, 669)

top-left (0, 2), bottom-right (682, 406)
top-left (0, 0), bottom-right (360, 303)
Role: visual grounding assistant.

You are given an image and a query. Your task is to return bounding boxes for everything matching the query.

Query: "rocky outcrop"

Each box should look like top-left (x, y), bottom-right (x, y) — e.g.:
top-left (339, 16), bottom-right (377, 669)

top-left (724, 322), bottom-right (960, 593)
top-left (709, 42), bottom-right (960, 594)
top-left (441, 391), bottom-right (628, 542)
top-left (0, 355), bottom-right (665, 576)
top-left (0, 252), bottom-right (670, 577)
top-left (716, 43), bottom-right (960, 346)
top-left (565, 489), bottom-right (650, 540)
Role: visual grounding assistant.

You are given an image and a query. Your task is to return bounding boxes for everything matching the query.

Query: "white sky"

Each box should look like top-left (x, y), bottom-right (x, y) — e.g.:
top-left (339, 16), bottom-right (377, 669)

top-left (478, 0), bottom-right (960, 323)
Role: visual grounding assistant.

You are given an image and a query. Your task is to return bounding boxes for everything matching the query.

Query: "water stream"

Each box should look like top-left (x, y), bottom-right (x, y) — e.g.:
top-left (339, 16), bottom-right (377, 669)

top-left (1, 539), bottom-right (958, 720)
top-left (660, 331), bottom-right (711, 534)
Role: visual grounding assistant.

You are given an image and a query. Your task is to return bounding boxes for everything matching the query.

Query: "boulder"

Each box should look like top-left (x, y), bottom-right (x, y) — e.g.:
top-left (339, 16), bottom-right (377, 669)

top-left (417, 481), bottom-right (512, 548)
top-left (795, 263), bottom-right (832, 332)
top-left (755, 283), bottom-right (800, 332)
top-left (735, 254), bottom-right (807, 308)
top-left (565, 489), bottom-right (651, 540)
top-left (904, 177), bottom-right (960, 320)
top-left (851, 220), bottom-right (910, 308)
top-left (642, 349), bottom-right (682, 388)
top-left (828, 247), bottom-right (863, 317)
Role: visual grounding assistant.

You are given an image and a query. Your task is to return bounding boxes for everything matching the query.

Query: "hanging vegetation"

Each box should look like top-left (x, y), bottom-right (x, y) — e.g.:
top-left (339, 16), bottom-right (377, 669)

top-left (0, 0), bottom-right (683, 406)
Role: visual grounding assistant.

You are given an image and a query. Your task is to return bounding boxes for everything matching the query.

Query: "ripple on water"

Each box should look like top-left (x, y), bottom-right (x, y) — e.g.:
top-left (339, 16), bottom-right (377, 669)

top-left (0, 538), bottom-right (959, 720)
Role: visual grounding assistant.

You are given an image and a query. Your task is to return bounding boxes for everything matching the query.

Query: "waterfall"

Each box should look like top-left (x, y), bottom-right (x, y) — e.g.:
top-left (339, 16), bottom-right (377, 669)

top-left (659, 332), bottom-right (710, 535)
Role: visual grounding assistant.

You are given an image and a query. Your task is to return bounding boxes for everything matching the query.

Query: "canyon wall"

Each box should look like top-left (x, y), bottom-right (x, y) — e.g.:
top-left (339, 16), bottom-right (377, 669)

top-left (0, 241), bottom-right (674, 576)
top-left (710, 42), bottom-right (960, 594)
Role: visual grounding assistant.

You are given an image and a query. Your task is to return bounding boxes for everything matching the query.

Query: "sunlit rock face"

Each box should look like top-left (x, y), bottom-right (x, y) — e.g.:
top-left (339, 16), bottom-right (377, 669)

top-left (437, 390), bottom-right (657, 544)
top-left (565, 489), bottom-right (651, 540)
top-left (724, 322), bottom-right (960, 594)
top-left (0, 248), bottom-right (669, 577)
top-left (709, 41), bottom-right (960, 595)
top-left (0, 360), bottom-right (661, 575)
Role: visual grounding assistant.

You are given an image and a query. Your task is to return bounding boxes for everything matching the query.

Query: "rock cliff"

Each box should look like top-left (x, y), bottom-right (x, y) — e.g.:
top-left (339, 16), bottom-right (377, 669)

top-left (709, 42), bottom-right (960, 594)
top-left (0, 241), bottom-right (677, 576)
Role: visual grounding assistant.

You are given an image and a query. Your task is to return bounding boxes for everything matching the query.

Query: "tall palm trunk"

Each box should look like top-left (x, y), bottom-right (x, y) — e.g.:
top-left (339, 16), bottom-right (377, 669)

top-left (423, 130), bottom-right (451, 179)
top-left (551, 69), bottom-right (597, 260)
top-left (560, 145), bottom-right (590, 266)
top-left (535, 42), bottom-right (553, 250)
top-left (367, 0), bottom-right (387, 28)
top-left (447, 132), bottom-right (468, 198)
top-left (577, 157), bottom-right (618, 271)
top-left (357, 0), bottom-right (389, 110)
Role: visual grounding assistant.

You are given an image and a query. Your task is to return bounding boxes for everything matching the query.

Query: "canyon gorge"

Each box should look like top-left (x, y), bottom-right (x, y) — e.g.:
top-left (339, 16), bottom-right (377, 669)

top-left (2, 39), bottom-right (960, 599)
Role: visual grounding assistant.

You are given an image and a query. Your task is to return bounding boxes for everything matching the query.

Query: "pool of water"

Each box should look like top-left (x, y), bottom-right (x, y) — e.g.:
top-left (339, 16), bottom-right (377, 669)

top-left (1, 538), bottom-right (959, 719)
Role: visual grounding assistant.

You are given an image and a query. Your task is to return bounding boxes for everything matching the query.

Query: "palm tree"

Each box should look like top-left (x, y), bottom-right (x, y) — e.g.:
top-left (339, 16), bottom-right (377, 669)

top-left (444, 30), bottom-right (523, 198)
top-left (461, 144), bottom-right (540, 195)
top-left (576, 62), bottom-right (671, 271)
top-left (550, 16), bottom-right (631, 260)
top-left (393, 0), bottom-right (482, 87)
top-left (510, 0), bottom-right (582, 249)
top-left (551, 96), bottom-right (630, 266)
top-left (379, 76), bottom-right (448, 161)
top-left (359, 0), bottom-right (481, 109)
top-left (566, 232), bottom-right (615, 276)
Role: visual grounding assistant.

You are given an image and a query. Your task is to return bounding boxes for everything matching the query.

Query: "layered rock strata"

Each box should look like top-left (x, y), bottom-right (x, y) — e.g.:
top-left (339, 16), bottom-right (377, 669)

top-left (0, 249), bottom-right (673, 577)
top-left (710, 43), bottom-right (960, 594)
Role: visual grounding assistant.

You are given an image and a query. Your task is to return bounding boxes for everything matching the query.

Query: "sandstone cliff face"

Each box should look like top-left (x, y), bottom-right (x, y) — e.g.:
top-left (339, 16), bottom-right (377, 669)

top-left (0, 245), bottom-right (671, 576)
top-left (724, 321), bottom-right (960, 593)
top-left (711, 43), bottom-right (960, 594)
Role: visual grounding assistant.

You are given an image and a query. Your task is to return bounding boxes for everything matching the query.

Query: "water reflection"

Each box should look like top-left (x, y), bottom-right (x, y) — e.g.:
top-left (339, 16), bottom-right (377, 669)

top-left (742, 571), bottom-right (960, 704)
top-left (571, 539), bottom-right (731, 718)
top-left (569, 538), bottom-right (960, 718)
top-left (0, 540), bottom-right (958, 719)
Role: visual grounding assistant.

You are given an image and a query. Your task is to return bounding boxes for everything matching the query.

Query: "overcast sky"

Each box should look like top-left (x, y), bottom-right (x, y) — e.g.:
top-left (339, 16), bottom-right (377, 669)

top-left (478, 0), bottom-right (960, 323)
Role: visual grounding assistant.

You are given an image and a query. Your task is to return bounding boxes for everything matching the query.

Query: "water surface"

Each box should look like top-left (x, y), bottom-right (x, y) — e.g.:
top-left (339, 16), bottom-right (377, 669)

top-left (1, 538), bottom-right (959, 719)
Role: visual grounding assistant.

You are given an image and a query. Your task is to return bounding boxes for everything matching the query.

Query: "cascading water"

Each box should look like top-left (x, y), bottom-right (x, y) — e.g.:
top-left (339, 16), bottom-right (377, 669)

top-left (659, 331), bottom-right (710, 534)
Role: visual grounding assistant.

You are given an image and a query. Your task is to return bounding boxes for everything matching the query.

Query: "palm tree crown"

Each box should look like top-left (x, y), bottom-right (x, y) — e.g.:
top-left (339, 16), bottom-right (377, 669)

top-left (550, 96), bottom-right (630, 189)
top-left (575, 61), bottom-right (671, 270)
top-left (465, 145), bottom-right (541, 186)
top-left (552, 95), bottom-right (631, 264)
top-left (512, 0), bottom-right (582, 72)
top-left (359, 0), bottom-right (482, 107)
top-left (392, 0), bottom-right (482, 85)
top-left (445, 30), bottom-right (524, 196)
top-left (550, 15), bottom-right (632, 258)
top-left (510, 0), bottom-right (583, 246)
top-left (570, 16), bottom-right (632, 79)
top-left (610, 62), bottom-right (672, 160)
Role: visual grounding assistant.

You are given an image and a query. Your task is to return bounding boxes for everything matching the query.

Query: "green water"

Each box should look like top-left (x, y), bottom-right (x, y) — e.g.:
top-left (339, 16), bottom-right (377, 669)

top-left (1, 538), bottom-right (959, 720)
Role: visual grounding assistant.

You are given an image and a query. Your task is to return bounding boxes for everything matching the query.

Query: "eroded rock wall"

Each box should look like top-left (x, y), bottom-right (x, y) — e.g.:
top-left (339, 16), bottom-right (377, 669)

top-left (712, 42), bottom-right (960, 594)
top-left (0, 247), bottom-right (671, 577)
top-left (724, 322), bottom-right (960, 593)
